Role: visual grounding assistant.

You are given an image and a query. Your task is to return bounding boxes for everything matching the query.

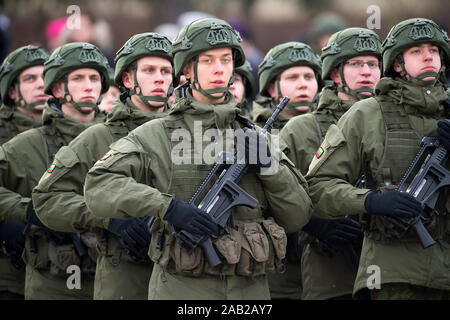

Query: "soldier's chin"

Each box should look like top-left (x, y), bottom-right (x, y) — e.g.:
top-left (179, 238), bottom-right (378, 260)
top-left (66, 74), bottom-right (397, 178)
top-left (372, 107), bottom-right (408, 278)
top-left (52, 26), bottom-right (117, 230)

top-left (295, 106), bottom-right (310, 112)
top-left (33, 104), bottom-right (45, 111)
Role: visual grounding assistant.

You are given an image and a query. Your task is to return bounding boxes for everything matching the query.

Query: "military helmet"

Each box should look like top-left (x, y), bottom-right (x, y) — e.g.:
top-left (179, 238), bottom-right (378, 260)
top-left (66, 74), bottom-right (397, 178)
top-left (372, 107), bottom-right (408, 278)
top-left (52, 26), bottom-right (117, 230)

top-left (321, 27), bottom-right (382, 80)
top-left (309, 12), bottom-right (347, 40)
top-left (114, 32), bottom-right (173, 89)
top-left (172, 18), bottom-right (245, 77)
top-left (44, 42), bottom-right (110, 95)
top-left (258, 41), bottom-right (322, 96)
top-left (234, 60), bottom-right (257, 98)
top-left (0, 45), bottom-right (49, 104)
top-left (382, 18), bottom-right (450, 77)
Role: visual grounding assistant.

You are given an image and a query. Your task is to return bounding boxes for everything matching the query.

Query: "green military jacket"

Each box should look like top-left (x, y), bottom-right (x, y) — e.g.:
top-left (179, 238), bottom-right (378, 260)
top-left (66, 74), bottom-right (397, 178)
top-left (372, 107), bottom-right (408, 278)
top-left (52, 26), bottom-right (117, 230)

top-left (0, 104), bottom-right (42, 296)
top-left (252, 95), bottom-right (293, 130)
top-left (0, 104), bottom-right (42, 146)
top-left (280, 86), bottom-right (357, 300)
top-left (306, 78), bottom-right (450, 294)
top-left (32, 98), bottom-right (167, 233)
top-left (83, 87), bottom-right (312, 271)
top-left (0, 101), bottom-right (100, 222)
top-left (280, 87), bottom-right (354, 175)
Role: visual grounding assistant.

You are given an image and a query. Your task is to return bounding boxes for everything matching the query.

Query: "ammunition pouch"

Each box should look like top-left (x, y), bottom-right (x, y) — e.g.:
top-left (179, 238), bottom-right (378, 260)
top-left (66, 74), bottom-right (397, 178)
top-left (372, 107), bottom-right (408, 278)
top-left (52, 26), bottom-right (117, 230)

top-left (151, 218), bottom-right (287, 278)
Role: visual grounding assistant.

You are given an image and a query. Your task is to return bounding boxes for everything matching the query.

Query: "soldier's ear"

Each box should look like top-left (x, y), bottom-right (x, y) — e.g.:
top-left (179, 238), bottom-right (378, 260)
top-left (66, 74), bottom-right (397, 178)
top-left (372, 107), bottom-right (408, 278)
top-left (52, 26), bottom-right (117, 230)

top-left (122, 71), bottom-right (133, 89)
top-left (330, 68), bottom-right (341, 86)
top-left (51, 81), bottom-right (64, 98)
top-left (393, 57), bottom-right (402, 74)
top-left (183, 61), bottom-right (193, 80)
top-left (266, 82), bottom-right (276, 99)
top-left (7, 84), bottom-right (17, 101)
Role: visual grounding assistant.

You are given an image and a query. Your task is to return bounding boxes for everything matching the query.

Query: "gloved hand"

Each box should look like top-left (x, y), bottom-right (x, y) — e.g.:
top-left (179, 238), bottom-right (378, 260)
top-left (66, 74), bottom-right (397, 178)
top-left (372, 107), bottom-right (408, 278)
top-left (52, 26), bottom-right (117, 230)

top-left (164, 199), bottom-right (220, 236)
top-left (0, 220), bottom-right (26, 269)
top-left (26, 201), bottom-right (49, 229)
top-left (364, 191), bottom-right (422, 219)
top-left (236, 127), bottom-right (272, 169)
top-left (437, 119), bottom-right (450, 150)
top-left (302, 216), bottom-right (362, 245)
top-left (107, 217), bottom-right (151, 261)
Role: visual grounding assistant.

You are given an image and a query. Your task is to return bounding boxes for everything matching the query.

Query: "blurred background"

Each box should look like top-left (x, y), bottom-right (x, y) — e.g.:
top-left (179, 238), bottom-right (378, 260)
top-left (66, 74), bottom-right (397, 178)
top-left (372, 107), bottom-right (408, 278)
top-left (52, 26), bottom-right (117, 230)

top-left (0, 0), bottom-right (448, 72)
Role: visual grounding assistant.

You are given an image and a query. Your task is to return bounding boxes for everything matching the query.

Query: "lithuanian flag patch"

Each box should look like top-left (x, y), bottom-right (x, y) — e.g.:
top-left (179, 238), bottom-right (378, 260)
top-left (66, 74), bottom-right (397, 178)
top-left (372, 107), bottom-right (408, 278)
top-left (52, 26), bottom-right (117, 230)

top-left (47, 163), bottom-right (56, 173)
top-left (315, 147), bottom-right (324, 159)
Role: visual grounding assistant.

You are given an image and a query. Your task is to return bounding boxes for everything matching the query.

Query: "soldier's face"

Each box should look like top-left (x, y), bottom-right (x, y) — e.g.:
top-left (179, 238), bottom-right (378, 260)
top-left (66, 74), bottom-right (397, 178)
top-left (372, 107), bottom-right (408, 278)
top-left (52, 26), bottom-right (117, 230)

top-left (9, 65), bottom-right (48, 111)
top-left (124, 56), bottom-right (173, 109)
top-left (229, 73), bottom-right (245, 103)
top-left (65, 68), bottom-right (102, 112)
top-left (183, 47), bottom-right (234, 104)
top-left (268, 66), bottom-right (318, 113)
top-left (394, 43), bottom-right (441, 83)
top-left (98, 85), bottom-right (120, 113)
top-left (333, 55), bottom-right (381, 98)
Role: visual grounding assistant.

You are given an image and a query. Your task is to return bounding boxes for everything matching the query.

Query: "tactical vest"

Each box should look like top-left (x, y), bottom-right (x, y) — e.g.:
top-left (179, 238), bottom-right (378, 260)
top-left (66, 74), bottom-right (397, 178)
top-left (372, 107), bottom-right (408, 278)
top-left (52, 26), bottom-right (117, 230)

top-left (101, 117), bottom-right (157, 267)
top-left (366, 96), bottom-right (448, 243)
top-left (23, 124), bottom-right (97, 277)
top-left (148, 113), bottom-right (287, 279)
top-left (312, 109), bottom-right (339, 144)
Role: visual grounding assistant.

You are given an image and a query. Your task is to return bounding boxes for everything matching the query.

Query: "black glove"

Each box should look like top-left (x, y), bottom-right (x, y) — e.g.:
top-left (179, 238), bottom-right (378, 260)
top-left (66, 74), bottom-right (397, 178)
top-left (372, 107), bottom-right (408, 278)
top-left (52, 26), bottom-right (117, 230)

top-left (0, 220), bottom-right (26, 269)
top-left (164, 199), bottom-right (220, 236)
top-left (107, 217), bottom-right (151, 261)
top-left (302, 216), bottom-right (362, 245)
top-left (26, 201), bottom-right (49, 229)
top-left (364, 191), bottom-right (422, 219)
top-left (236, 127), bottom-right (272, 169)
top-left (437, 119), bottom-right (450, 150)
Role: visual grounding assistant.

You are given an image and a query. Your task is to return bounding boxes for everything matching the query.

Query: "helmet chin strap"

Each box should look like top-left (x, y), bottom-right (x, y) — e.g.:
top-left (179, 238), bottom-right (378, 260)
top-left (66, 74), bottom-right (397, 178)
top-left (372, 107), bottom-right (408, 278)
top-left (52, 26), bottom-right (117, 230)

top-left (15, 82), bottom-right (46, 114)
top-left (57, 76), bottom-right (100, 115)
top-left (128, 63), bottom-right (169, 110)
top-left (396, 54), bottom-right (440, 86)
top-left (336, 64), bottom-right (374, 100)
top-left (275, 77), bottom-right (312, 115)
top-left (189, 57), bottom-right (231, 100)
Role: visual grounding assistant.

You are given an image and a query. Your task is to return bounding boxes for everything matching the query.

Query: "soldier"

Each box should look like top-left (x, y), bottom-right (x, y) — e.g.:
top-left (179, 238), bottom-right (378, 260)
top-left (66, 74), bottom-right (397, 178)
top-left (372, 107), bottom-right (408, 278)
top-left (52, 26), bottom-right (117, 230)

top-left (97, 65), bottom-right (120, 114)
top-left (83, 18), bottom-right (313, 300)
top-left (0, 45), bottom-right (48, 300)
top-left (0, 42), bottom-right (109, 299)
top-left (230, 60), bottom-right (257, 119)
top-left (253, 42), bottom-right (322, 130)
top-left (306, 18), bottom-right (450, 299)
top-left (249, 42), bottom-right (322, 300)
top-left (280, 28), bottom-right (382, 300)
top-left (0, 45), bottom-right (49, 144)
top-left (32, 32), bottom-right (174, 300)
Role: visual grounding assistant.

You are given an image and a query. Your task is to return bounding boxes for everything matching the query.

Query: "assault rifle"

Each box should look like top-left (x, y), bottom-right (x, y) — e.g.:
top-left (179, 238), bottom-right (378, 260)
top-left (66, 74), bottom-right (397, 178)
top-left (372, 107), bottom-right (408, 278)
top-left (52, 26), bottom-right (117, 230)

top-left (173, 97), bottom-right (290, 267)
top-left (386, 137), bottom-right (449, 248)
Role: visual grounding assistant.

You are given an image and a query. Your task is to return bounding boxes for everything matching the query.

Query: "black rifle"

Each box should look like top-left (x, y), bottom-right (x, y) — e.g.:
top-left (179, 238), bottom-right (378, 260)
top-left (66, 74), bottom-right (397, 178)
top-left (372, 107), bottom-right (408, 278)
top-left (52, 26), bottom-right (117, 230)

top-left (386, 136), bottom-right (449, 248)
top-left (69, 233), bottom-right (88, 257)
top-left (173, 97), bottom-right (290, 267)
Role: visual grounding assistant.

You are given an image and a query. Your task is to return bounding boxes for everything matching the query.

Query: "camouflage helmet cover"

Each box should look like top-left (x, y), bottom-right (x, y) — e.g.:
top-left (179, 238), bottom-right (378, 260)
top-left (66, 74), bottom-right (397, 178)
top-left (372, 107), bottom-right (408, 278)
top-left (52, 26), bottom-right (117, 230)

top-left (382, 17), bottom-right (450, 76)
top-left (321, 27), bottom-right (382, 80)
top-left (258, 41), bottom-right (322, 96)
top-left (114, 32), bottom-right (173, 89)
top-left (43, 42), bottom-right (110, 95)
top-left (0, 45), bottom-right (49, 103)
top-left (172, 18), bottom-right (245, 77)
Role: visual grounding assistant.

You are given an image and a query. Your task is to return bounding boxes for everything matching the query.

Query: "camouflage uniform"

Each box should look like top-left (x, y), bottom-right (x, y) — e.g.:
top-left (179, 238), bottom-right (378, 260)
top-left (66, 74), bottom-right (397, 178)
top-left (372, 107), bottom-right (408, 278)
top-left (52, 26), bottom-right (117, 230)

top-left (0, 45), bottom-right (48, 299)
top-left (306, 18), bottom-right (450, 299)
top-left (32, 33), bottom-right (173, 300)
top-left (0, 42), bottom-right (109, 299)
top-left (84, 18), bottom-right (313, 300)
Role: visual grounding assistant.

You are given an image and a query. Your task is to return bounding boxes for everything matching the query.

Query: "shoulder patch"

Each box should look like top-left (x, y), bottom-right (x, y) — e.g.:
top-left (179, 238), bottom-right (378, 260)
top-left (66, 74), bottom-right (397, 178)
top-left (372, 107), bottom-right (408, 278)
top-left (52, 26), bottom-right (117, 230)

top-left (47, 163), bottom-right (56, 173)
top-left (315, 147), bottom-right (324, 159)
